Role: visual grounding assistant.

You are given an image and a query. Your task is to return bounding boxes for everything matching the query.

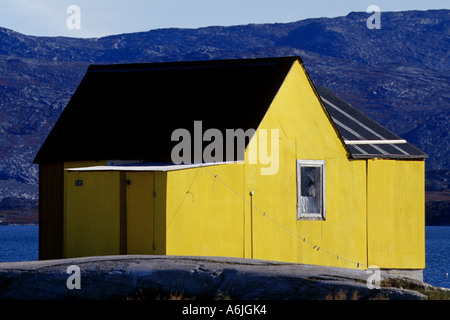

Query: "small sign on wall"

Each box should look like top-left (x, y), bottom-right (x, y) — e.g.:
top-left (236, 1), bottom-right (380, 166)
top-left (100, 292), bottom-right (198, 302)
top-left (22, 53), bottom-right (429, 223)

top-left (75, 180), bottom-right (83, 186)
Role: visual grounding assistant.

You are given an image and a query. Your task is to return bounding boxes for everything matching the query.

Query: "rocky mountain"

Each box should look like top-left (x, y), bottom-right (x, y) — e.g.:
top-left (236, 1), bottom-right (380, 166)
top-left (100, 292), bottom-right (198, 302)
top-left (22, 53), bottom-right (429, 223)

top-left (0, 9), bottom-right (448, 224)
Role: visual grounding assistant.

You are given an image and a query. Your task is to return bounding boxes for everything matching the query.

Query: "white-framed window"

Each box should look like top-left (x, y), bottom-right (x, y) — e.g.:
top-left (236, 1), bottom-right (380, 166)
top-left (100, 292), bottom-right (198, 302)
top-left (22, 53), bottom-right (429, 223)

top-left (297, 160), bottom-right (326, 220)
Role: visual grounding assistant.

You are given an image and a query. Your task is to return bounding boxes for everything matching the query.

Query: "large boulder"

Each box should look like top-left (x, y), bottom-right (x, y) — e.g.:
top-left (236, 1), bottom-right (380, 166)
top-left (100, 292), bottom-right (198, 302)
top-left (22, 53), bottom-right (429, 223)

top-left (0, 255), bottom-right (426, 300)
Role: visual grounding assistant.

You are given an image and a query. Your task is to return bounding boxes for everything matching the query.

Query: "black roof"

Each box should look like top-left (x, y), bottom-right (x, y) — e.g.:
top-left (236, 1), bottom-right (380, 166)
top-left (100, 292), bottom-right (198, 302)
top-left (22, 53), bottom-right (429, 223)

top-left (33, 57), bottom-right (426, 164)
top-left (317, 86), bottom-right (427, 159)
top-left (33, 56), bottom-right (298, 164)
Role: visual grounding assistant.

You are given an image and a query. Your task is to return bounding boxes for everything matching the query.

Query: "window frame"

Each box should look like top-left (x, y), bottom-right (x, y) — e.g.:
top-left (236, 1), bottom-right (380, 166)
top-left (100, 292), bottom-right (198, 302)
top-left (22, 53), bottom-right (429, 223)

top-left (296, 159), bottom-right (326, 220)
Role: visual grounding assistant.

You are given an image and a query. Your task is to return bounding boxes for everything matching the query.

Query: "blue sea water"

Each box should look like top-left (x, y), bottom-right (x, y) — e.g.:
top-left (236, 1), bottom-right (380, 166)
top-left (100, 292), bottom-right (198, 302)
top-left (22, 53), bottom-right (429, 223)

top-left (0, 225), bottom-right (39, 263)
top-left (424, 226), bottom-right (450, 289)
top-left (0, 225), bottom-right (449, 289)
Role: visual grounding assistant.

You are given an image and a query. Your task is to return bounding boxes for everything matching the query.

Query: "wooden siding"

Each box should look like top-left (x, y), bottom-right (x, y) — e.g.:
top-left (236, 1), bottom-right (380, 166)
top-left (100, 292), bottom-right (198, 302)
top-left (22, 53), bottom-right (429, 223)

top-left (39, 162), bottom-right (64, 260)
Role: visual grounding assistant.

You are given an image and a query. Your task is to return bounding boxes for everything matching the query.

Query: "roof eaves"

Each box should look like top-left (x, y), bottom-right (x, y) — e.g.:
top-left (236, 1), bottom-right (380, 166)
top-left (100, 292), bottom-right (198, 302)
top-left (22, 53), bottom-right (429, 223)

top-left (349, 154), bottom-right (428, 160)
top-left (315, 86), bottom-right (428, 160)
top-left (305, 76), bottom-right (353, 159)
top-left (86, 56), bottom-right (303, 73)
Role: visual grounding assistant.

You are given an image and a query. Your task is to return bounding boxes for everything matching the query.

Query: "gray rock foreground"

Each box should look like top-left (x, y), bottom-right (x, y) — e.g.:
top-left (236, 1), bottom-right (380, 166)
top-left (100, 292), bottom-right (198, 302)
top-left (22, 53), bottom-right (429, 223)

top-left (0, 255), bottom-right (429, 300)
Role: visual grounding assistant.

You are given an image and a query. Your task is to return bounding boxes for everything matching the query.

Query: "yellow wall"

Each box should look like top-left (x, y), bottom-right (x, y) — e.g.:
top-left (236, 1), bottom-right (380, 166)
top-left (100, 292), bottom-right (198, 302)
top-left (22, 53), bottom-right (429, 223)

top-left (64, 170), bottom-right (121, 257)
top-left (367, 159), bottom-right (425, 269)
top-left (165, 165), bottom-right (245, 258)
top-left (163, 61), bottom-right (369, 269)
top-left (242, 61), bottom-right (367, 268)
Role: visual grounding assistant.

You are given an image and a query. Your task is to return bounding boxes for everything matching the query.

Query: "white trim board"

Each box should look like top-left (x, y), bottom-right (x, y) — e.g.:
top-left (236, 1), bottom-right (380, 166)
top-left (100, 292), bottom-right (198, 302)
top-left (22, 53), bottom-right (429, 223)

top-left (65, 161), bottom-right (243, 172)
top-left (344, 139), bottom-right (407, 145)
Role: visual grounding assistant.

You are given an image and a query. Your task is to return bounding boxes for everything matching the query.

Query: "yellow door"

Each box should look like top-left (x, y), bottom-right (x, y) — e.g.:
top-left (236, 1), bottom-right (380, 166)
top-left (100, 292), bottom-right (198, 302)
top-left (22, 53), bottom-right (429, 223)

top-left (126, 171), bottom-right (155, 254)
top-left (64, 171), bottom-right (121, 258)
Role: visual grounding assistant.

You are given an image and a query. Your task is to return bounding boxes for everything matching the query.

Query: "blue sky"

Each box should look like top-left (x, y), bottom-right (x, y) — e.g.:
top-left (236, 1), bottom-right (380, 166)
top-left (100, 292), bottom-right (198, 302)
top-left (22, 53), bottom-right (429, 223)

top-left (0, 0), bottom-right (449, 38)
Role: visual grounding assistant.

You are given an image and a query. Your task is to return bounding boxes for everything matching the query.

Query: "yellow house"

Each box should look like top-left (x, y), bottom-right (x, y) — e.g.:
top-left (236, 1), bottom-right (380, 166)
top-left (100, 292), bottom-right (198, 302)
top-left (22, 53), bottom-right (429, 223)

top-left (34, 57), bottom-right (427, 277)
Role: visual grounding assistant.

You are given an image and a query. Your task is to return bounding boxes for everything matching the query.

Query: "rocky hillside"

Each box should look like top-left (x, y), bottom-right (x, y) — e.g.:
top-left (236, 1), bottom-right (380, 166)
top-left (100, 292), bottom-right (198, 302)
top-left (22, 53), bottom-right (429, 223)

top-left (0, 9), bottom-right (448, 224)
